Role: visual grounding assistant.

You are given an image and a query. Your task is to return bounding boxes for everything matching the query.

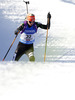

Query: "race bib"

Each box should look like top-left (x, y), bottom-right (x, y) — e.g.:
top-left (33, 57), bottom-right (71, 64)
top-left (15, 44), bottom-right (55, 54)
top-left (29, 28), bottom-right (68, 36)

top-left (19, 33), bottom-right (35, 44)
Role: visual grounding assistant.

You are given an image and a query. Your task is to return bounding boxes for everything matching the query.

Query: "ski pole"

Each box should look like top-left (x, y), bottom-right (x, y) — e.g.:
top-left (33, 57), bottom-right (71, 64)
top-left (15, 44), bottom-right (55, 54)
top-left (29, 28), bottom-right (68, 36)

top-left (44, 18), bottom-right (49, 62)
top-left (2, 32), bottom-right (19, 61)
top-left (23, 1), bottom-right (29, 14)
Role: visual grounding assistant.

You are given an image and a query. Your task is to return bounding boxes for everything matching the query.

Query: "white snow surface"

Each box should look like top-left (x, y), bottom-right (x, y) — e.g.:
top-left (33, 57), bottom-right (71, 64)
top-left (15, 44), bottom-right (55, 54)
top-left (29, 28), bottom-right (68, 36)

top-left (0, 61), bottom-right (75, 100)
top-left (0, 0), bottom-right (75, 99)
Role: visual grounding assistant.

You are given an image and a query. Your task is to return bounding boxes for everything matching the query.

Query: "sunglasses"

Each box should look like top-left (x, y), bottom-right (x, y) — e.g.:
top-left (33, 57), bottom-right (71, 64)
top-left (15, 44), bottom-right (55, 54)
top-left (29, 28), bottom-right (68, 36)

top-left (29, 21), bottom-right (34, 24)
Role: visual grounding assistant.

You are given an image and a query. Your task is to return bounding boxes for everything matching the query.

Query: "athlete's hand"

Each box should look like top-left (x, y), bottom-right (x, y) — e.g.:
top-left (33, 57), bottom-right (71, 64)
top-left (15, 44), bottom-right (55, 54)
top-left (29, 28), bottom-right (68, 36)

top-left (47, 12), bottom-right (51, 19)
top-left (14, 30), bottom-right (19, 35)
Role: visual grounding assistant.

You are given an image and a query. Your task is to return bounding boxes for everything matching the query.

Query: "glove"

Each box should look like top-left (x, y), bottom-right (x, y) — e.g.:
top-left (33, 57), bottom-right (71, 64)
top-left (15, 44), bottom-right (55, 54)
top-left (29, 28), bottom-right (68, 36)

top-left (47, 12), bottom-right (51, 19)
top-left (14, 29), bottom-right (19, 35)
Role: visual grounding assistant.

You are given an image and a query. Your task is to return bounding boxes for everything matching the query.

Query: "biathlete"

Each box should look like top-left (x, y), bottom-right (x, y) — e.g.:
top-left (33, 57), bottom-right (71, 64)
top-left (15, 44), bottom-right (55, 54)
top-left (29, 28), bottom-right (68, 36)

top-left (13, 12), bottom-right (51, 61)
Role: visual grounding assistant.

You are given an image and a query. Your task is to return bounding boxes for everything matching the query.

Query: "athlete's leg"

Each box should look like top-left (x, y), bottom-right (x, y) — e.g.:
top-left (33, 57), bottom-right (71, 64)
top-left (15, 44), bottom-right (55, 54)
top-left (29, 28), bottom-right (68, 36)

top-left (28, 52), bottom-right (35, 61)
top-left (12, 42), bottom-right (25, 61)
top-left (12, 49), bottom-right (24, 61)
top-left (25, 44), bottom-right (35, 61)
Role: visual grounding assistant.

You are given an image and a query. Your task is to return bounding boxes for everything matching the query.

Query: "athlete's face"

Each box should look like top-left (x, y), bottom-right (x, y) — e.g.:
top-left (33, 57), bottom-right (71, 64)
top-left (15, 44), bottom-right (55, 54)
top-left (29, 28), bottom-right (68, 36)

top-left (28, 21), bottom-right (34, 26)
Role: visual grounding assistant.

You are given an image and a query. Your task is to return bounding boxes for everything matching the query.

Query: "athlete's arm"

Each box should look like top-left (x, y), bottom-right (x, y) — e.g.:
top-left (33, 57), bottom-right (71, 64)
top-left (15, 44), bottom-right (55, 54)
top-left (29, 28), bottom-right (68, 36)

top-left (35, 12), bottom-right (51, 29)
top-left (14, 23), bottom-right (24, 35)
top-left (35, 22), bottom-right (50, 29)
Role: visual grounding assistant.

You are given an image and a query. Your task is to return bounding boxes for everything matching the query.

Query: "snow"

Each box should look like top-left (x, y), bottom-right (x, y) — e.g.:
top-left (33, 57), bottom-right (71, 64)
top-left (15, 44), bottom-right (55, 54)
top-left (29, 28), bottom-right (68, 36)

top-left (0, 0), bottom-right (75, 99)
top-left (0, 62), bottom-right (75, 100)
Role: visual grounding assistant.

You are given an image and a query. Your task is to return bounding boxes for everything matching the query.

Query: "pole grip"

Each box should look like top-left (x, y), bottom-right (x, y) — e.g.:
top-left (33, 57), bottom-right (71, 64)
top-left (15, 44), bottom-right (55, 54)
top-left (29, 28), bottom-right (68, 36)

top-left (23, 1), bottom-right (29, 4)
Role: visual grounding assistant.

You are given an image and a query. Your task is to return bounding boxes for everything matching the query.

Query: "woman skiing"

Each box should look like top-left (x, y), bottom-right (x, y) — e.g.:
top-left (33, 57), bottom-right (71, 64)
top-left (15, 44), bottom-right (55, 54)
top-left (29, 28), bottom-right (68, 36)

top-left (13, 12), bottom-right (51, 61)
